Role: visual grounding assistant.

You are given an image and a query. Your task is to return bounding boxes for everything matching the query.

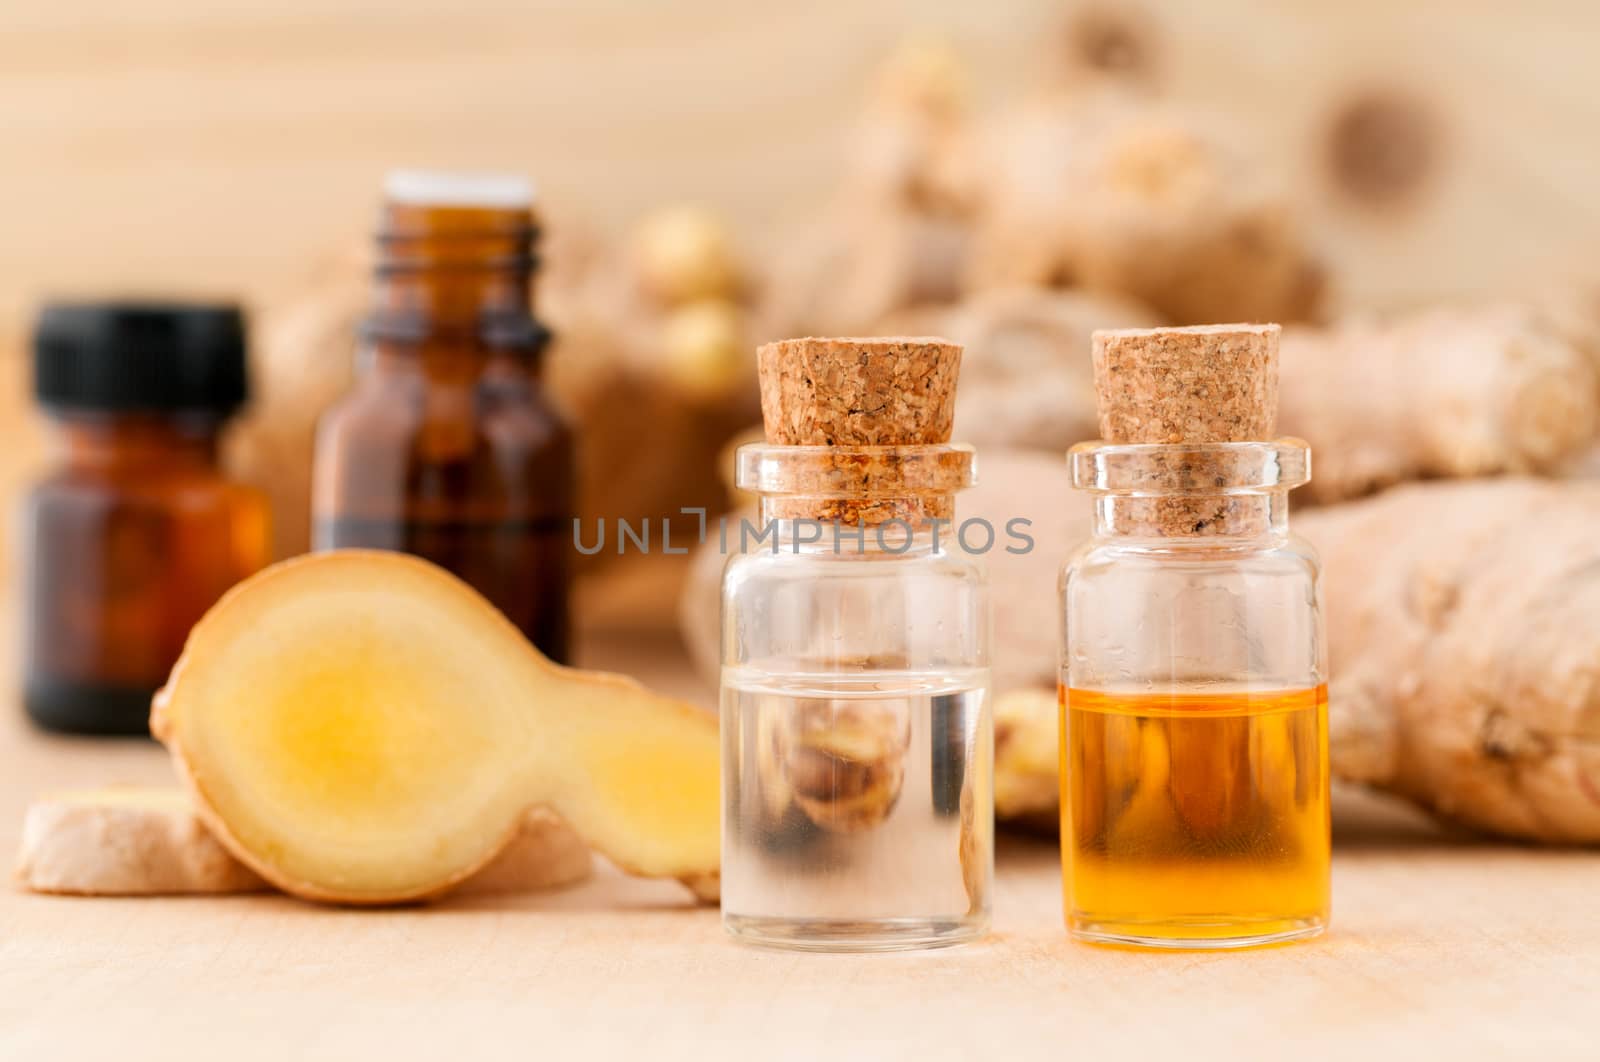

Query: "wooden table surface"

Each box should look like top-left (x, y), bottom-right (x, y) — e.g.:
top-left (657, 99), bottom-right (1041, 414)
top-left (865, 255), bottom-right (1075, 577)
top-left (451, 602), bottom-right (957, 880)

top-left (2, 630), bottom-right (1597, 1061)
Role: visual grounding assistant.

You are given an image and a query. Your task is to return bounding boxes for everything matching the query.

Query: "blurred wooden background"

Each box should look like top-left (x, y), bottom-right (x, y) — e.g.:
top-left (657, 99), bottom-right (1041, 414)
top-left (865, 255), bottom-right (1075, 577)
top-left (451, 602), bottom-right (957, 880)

top-left (3, 0), bottom-right (1599, 322)
top-left (3, 0), bottom-right (1599, 555)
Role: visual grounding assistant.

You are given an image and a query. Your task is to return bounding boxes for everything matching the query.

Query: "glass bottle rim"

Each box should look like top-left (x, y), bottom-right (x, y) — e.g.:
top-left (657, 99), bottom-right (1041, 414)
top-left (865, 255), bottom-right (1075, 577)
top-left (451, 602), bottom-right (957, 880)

top-left (735, 443), bottom-right (976, 497)
top-left (1068, 437), bottom-right (1310, 496)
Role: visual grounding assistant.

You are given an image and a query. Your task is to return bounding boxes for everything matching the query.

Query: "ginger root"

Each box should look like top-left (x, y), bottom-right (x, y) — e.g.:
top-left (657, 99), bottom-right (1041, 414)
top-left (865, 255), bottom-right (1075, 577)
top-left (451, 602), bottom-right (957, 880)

top-left (153, 550), bottom-right (720, 904)
top-left (967, 96), bottom-right (1325, 325)
top-left (993, 689), bottom-right (1060, 833)
top-left (1281, 305), bottom-right (1600, 503)
top-left (971, 480), bottom-right (1600, 844)
top-left (632, 205), bottom-right (744, 306)
top-left (18, 787), bottom-right (266, 896)
top-left (659, 298), bottom-right (748, 402)
top-left (761, 208), bottom-right (970, 339)
top-left (911, 287), bottom-right (1161, 453)
top-left (547, 207), bottom-right (759, 573)
top-left (758, 42), bottom-right (976, 340)
top-left (858, 297), bottom-right (1600, 509)
top-left (16, 787), bottom-right (592, 898)
top-left (850, 39), bottom-right (976, 215)
top-left (1303, 479), bottom-right (1600, 843)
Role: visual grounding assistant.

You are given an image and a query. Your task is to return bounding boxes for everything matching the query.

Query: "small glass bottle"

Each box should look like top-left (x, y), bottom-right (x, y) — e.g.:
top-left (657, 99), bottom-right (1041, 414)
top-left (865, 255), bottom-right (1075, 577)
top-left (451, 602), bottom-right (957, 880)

top-left (721, 337), bottom-right (992, 951)
top-left (1059, 324), bottom-right (1330, 949)
top-left (24, 302), bottom-right (271, 735)
top-left (313, 172), bottom-right (573, 662)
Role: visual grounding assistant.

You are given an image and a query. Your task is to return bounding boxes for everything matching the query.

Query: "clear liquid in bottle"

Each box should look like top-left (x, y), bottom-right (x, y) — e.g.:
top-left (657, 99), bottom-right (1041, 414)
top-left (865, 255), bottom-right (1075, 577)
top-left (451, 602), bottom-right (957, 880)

top-left (720, 666), bottom-right (992, 951)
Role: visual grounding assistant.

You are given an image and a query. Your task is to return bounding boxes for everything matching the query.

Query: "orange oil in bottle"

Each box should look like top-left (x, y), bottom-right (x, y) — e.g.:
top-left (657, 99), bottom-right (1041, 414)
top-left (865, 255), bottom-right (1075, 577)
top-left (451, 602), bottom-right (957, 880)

top-left (1060, 684), bottom-right (1330, 948)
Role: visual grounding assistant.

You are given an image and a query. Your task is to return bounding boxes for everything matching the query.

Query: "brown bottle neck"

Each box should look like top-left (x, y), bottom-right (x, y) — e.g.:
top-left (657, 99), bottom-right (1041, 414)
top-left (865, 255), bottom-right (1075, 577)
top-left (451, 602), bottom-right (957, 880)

top-left (49, 411), bottom-right (223, 471)
top-left (364, 202), bottom-right (547, 357)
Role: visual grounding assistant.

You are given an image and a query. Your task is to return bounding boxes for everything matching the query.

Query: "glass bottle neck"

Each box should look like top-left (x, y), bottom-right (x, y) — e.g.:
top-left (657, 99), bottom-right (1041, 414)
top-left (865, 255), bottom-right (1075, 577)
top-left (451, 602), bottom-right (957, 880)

top-left (363, 201), bottom-right (545, 358)
top-left (360, 343), bottom-right (540, 384)
top-left (50, 411), bottom-right (222, 471)
top-left (1090, 490), bottom-right (1291, 546)
top-left (738, 443), bottom-right (975, 542)
top-left (1070, 438), bottom-right (1308, 548)
top-left (753, 499), bottom-right (957, 553)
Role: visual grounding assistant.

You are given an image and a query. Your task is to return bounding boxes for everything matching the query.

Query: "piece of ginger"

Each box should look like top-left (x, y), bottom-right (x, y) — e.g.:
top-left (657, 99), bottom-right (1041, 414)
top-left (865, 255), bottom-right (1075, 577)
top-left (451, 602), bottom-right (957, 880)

top-left (1281, 305), bottom-right (1600, 504)
top-left (958, 480), bottom-right (1600, 845)
top-left (992, 689), bottom-right (1061, 833)
top-left (16, 786), bottom-right (592, 898)
top-left (152, 550), bottom-right (720, 904)
top-left (659, 298), bottom-right (750, 402)
top-left (967, 96), bottom-right (1325, 325)
top-left (18, 787), bottom-right (266, 895)
top-left (631, 205), bottom-right (742, 306)
top-left (1302, 478), bottom-right (1600, 843)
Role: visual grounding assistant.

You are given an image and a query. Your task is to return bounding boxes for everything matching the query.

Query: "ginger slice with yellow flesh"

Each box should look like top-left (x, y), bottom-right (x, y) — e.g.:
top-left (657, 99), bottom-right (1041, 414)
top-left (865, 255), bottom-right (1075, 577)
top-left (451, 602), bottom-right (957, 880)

top-left (17, 786), bottom-right (592, 898)
top-left (152, 550), bottom-right (720, 904)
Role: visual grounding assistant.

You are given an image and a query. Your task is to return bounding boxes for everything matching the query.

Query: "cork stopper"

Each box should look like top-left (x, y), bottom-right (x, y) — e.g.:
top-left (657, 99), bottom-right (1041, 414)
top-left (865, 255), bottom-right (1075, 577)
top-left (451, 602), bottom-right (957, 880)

top-left (1083, 324), bottom-right (1290, 539)
top-left (749, 336), bottom-right (968, 526)
top-left (758, 336), bottom-right (961, 446)
top-left (1092, 323), bottom-right (1279, 444)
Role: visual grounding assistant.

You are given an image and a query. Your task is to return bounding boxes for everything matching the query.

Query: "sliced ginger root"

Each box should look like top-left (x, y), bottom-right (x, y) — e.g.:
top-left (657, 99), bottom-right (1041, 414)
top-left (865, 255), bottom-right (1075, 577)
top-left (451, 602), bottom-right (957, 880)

top-left (16, 787), bottom-right (592, 898)
top-left (152, 550), bottom-right (720, 905)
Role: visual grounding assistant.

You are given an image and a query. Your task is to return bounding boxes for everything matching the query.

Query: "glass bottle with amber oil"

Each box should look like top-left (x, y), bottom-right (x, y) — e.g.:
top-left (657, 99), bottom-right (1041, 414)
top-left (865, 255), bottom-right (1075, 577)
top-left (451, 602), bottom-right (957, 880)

top-left (1060, 324), bottom-right (1329, 949)
top-left (721, 337), bottom-right (992, 951)
top-left (25, 302), bottom-right (270, 735)
top-left (314, 172), bottom-right (573, 662)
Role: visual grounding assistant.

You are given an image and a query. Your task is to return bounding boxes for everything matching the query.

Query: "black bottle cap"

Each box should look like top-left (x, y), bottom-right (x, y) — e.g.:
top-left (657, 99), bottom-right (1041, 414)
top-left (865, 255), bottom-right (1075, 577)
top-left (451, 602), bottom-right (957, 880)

top-left (32, 301), bottom-right (248, 415)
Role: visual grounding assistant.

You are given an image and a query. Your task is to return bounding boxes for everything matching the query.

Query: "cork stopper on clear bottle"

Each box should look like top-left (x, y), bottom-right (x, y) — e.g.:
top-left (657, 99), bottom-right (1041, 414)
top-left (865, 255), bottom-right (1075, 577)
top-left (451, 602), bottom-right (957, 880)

top-left (738, 336), bottom-right (975, 526)
top-left (1073, 323), bottom-right (1309, 537)
top-left (1059, 323), bottom-right (1330, 950)
top-left (720, 335), bottom-right (993, 953)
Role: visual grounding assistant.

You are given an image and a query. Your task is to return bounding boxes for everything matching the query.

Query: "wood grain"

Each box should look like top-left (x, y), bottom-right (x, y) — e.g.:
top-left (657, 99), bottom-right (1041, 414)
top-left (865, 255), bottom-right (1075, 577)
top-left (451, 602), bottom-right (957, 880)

top-left (1, 630), bottom-right (1597, 1060)
top-left (2, 0), bottom-right (1599, 329)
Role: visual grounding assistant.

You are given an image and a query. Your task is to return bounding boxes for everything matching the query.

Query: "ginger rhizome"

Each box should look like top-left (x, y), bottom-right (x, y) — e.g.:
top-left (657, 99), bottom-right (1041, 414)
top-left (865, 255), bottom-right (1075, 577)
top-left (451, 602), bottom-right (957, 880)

top-left (942, 480), bottom-right (1600, 844)
top-left (920, 287), bottom-right (1160, 454)
top-left (19, 787), bottom-right (267, 896)
top-left (152, 550), bottom-right (720, 904)
top-left (966, 98), bottom-right (1325, 325)
top-left (1305, 479), bottom-right (1600, 843)
top-left (857, 296), bottom-right (1600, 506)
top-left (16, 787), bottom-right (592, 898)
top-left (1280, 305), bottom-right (1600, 503)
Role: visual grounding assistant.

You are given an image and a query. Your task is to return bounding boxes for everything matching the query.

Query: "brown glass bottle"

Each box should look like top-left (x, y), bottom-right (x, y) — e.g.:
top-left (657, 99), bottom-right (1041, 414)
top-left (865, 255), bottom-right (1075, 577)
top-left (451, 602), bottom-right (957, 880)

top-left (312, 173), bottom-right (573, 662)
top-left (25, 303), bottom-right (271, 735)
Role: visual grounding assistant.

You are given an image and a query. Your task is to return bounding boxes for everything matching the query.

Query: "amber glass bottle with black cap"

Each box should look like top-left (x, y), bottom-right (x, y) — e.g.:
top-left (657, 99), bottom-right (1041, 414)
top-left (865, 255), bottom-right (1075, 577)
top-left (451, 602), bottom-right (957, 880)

top-left (24, 302), bottom-right (271, 735)
top-left (312, 172), bottom-right (573, 662)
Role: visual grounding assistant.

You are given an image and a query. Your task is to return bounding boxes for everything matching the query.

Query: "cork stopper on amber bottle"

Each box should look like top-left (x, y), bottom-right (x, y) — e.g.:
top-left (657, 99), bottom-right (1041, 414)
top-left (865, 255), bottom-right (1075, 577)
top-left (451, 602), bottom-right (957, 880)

top-left (751, 336), bottom-right (967, 525)
top-left (1092, 323), bottom-right (1279, 445)
top-left (1088, 324), bottom-right (1285, 537)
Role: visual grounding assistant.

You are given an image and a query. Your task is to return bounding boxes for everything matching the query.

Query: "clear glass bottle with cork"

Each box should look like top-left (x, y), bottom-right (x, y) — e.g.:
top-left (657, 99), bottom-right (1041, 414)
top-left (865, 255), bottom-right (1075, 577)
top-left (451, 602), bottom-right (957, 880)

top-left (1059, 323), bottom-right (1330, 949)
top-left (313, 172), bottom-right (573, 662)
top-left (721, 337), bottom-right (992, 951)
